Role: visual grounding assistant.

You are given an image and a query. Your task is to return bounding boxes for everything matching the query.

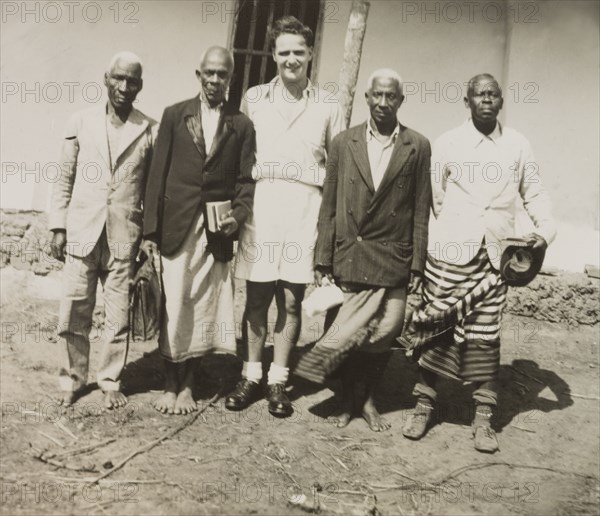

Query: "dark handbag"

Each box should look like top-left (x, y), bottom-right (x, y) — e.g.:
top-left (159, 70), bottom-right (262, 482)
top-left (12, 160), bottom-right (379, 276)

top-left (129, 254), bottom-right (162, 342)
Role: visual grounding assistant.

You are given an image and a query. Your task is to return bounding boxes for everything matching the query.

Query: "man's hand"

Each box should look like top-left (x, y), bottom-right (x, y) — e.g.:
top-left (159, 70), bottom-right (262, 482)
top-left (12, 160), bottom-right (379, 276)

top-left (523, 232), bottom-right (548, 251)
top-left (48, 230), bottom-right (67, 262)
top-left (140, 237), bottom-right (159, 259)
top-left (314, 266), bottom-right (334, 287)
top-left (218, 211), bottom-right (238, 237)
top-left (139, 237), bottom-right (161, 271)
top-left (408, 272), bottom-right (423, 294)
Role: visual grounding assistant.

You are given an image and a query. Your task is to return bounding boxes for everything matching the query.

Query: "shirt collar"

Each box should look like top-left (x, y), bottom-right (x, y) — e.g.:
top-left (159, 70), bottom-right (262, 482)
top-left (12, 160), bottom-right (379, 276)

top-left (268, 75), bottom-right (315, 99)
top-left (366, 119), bottom-right (400, 143)
top-left (198, 89), bottom-right (223, 110)
top-left (465, 118), bottom-right (503, 147)
top-left (105, 102), bottom-right (135, 123)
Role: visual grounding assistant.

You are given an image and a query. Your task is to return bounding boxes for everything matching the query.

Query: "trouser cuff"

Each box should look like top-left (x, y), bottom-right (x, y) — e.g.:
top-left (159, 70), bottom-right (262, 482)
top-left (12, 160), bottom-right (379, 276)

top-left (413, 382), bottom-right (438, 402)
top-left (58, 371), bottom-right (86, 392)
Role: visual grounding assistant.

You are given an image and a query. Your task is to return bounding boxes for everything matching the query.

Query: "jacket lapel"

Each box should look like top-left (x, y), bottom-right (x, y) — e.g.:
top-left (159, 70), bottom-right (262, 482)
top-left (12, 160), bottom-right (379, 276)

top-left (90, 106), bottom-right (110, 171)
top-left (183, 97), bottom-right (207, 162)
top-left (370, 126), bottom-right (414, 205)
top-left (113, 108), bottom-right (149, 167)
top-left (349, 123), bottom-right (375, 193)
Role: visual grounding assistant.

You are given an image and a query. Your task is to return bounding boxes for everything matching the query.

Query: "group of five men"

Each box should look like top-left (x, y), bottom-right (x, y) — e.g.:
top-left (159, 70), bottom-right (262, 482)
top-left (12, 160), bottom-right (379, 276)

top-left (49, 16), bottom-right (555, 454)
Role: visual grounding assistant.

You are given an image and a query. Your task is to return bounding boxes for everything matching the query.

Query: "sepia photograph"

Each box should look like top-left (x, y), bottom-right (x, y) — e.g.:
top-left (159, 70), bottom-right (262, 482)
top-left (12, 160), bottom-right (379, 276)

top-left (1, 0), bottom-right (599, 514)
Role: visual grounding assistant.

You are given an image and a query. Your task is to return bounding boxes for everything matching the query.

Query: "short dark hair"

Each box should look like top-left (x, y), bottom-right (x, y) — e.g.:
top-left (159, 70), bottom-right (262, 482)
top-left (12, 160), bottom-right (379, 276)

top-left (269, 15), bottom-right (314, 50)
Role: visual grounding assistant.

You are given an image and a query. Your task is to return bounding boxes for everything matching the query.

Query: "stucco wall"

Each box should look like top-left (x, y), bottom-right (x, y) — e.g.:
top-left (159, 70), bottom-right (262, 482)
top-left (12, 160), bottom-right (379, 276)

top-left (1, 0), bottom-right (236, 211)
top-left (320, 0), bottom-right (599, 272)
top-left (1, 0), bottom-right (598, 271)
top-left (505, 0), bottom-right (600, 271)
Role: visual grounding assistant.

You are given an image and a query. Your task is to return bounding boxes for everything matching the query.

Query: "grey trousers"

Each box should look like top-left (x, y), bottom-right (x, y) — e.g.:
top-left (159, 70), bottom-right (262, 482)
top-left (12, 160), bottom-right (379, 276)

top-left (58, 231), bottom-right (133, 392)
top-left (363, 286), bottom-right (407, 353)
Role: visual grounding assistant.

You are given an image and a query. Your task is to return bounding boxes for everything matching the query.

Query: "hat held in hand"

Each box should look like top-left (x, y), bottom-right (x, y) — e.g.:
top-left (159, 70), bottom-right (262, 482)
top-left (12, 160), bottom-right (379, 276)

top-left (500, 237), bottom-right (546, 287)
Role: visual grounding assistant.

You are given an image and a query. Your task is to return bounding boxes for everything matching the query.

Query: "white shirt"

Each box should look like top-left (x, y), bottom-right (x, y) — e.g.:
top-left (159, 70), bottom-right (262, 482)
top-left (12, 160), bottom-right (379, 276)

top-left (199, 92), bottom-right (222, 154)
top-left (240, 77), bottom-right (345, 187)
top-left (366, 121), bottom-right (400, 190)
top-left (428, 118), bottom-right (556, 267)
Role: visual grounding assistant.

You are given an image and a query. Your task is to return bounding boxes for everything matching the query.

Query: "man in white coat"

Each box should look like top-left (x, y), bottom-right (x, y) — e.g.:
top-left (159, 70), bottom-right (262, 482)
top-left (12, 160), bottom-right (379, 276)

top-left (229, 16), bottom-right (344, 417)
top-left (49, 51), bottom-right (156, 408)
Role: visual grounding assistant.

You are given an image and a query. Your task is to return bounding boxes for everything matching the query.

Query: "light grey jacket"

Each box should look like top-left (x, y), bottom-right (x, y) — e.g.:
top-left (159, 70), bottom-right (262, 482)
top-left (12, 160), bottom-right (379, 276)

top-left (50, 105), bottom-right (157, 260)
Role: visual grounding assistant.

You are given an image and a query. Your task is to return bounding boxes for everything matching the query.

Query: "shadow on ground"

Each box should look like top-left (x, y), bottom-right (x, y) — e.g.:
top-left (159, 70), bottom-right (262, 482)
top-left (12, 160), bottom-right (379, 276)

top-left (302, 350), bottom-right (574, 433)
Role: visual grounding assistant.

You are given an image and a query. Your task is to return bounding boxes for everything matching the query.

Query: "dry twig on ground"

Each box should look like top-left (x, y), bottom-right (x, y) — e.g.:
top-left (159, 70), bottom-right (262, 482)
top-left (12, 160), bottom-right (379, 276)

top-left (43, 438), bottom-right (116, 460)
top-left (88, 390), bottom-right (222, 484)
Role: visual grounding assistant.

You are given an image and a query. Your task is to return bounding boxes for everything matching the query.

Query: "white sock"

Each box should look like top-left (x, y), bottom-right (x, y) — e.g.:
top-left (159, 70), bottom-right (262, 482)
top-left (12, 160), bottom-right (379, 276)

top-left (242, 361), bottom-right (262, 384)
top-left (267, 363), bottom-right (289, 385)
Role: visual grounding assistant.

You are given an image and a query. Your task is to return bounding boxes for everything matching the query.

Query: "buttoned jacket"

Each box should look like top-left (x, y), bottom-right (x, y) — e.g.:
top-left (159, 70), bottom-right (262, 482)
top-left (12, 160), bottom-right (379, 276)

top-left (315, 122), bottom-right (432, 288)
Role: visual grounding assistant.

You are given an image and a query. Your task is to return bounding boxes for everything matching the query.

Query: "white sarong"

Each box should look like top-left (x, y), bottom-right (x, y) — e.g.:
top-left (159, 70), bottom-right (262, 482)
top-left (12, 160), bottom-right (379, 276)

top-left (159, 212), bottom-right (236, 362)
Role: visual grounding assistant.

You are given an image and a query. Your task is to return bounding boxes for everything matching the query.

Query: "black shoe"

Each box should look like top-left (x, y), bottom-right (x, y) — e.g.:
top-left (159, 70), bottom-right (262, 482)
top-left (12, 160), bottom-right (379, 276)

top-left (265, 383), bottom-right (292, 417)
top-left (225, 379), bottom-right (260, 411)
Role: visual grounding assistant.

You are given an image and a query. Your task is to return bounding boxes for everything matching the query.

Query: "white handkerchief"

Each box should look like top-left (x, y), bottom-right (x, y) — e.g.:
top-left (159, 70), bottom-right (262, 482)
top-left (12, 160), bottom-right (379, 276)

top-left (302, 284), bottom-right (344, 317)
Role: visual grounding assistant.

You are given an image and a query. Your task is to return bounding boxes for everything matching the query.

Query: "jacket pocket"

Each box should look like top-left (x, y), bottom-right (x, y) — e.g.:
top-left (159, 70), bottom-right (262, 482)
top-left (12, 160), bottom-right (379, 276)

top-left (394, 241), bottom-right (413, 260)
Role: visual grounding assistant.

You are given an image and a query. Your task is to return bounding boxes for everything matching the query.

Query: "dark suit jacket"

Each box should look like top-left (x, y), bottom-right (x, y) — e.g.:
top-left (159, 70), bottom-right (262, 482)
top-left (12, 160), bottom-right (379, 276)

top-left (143, 97), bottom-right (255, 260)
top-left (315, 122), bottom-right (432, 288)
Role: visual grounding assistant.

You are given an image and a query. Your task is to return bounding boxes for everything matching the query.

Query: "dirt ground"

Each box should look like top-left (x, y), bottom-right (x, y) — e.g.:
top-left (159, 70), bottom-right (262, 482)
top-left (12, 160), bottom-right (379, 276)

top-left (1, 268), bottom-right (599, 516)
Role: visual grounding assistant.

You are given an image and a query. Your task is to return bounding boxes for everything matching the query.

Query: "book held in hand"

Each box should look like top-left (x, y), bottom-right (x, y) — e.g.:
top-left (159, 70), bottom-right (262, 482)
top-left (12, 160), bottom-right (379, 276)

top-left (206, 200), bottom-right (231, 232)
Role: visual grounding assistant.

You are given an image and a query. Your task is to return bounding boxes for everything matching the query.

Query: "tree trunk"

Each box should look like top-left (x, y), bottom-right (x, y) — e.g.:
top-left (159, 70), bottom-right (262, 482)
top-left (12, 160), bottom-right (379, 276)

top-left (337, 0), bottom-right (370, 128)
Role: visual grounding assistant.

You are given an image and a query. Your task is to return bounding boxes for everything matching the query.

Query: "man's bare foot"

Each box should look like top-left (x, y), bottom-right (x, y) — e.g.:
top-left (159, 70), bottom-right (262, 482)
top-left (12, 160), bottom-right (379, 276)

top-left (173, 359), bottom-right (197, 415)
top-left (362, 395), bottom-right (390, 432)
top-left (154, 359), bottom-right (179, 415)
top-left (153, 390), bottom-right (177, 414)
top-left (174, 388), bottom-right (197, 415)
top-left (327, 395), bottom-right (354, 428)
top-left (103, 391), bottom-right (127, 410)
top-left (327, 409), bottom-right (352, 428)
top-left (55, 391), bottom-right (77, 406)
top-left (328, 363), bottom-right (356, 428)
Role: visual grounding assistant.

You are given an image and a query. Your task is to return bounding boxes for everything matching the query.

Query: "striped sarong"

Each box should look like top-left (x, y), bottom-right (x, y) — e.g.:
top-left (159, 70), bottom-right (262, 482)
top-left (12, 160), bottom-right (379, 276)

top-left (399, 247), bottom-right (507, 383)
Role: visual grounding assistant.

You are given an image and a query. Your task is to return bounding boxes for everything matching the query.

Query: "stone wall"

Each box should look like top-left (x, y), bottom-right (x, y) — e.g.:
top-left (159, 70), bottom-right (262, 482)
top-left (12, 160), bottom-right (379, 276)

top-left (2, 210), bottom-right (598, 326)
top-left (505, 273), bottom-right (598, 326)
top-left (1, 210), bottom-right (61, 275)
